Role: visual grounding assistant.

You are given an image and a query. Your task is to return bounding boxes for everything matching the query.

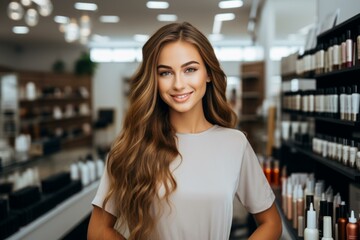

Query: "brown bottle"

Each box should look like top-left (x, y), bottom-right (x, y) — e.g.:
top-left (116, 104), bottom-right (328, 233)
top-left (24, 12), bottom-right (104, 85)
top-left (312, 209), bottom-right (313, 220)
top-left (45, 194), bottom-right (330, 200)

top-left (337, 201), bottom-right (348, 240)
top-left (347, 210), bottom-right (358, 240)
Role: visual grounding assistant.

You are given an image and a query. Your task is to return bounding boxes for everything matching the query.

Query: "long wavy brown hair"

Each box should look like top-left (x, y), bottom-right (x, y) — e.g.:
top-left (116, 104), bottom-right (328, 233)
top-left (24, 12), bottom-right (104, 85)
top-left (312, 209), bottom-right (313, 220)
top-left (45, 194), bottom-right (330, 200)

top-left (104, 22), bottom-right (237, 239)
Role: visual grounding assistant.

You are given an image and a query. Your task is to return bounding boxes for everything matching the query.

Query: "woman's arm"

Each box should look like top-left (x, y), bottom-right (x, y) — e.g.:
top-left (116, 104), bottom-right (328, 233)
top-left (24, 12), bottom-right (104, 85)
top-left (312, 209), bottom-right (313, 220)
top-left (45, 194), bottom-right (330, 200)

top-left (248, 203), bottom-right (282, 240)
top-left (87, 205), bottom-right (126, 240)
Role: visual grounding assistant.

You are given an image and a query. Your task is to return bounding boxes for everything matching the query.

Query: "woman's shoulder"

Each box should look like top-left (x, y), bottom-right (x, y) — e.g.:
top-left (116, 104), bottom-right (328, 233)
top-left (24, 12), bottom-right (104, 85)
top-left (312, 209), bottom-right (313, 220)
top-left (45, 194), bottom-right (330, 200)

top-left (213, 125), bottom-right (247, 141)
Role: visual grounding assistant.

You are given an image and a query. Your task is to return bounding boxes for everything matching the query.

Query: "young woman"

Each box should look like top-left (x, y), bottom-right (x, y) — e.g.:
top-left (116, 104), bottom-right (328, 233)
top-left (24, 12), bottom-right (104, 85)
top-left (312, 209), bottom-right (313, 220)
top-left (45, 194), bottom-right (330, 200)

top-left (88, 22), bottom-right (282, 240)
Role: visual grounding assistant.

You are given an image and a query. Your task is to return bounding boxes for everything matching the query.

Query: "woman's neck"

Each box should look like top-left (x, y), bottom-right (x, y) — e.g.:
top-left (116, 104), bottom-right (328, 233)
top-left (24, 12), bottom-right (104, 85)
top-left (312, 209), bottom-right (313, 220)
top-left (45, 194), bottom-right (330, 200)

top-left (169, 110), bottom-right (213, 134)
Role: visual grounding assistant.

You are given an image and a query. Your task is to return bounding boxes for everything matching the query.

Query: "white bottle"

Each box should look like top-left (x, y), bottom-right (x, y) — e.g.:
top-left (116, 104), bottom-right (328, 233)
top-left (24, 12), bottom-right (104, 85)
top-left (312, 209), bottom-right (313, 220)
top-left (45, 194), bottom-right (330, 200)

top-left (70, 163), bottom-right (80, 180)
top-left (322, 216), bottom-right (333, 240)
top-left (304, 203), bottom-right (319, 240)
top-left (96, 159), bottom-right (105, 179)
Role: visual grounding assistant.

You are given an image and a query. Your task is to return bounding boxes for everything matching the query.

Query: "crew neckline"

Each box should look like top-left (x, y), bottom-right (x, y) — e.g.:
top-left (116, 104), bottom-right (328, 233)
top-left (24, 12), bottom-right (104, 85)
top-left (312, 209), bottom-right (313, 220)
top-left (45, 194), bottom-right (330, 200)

top-left (175, 124), bottom-right (218, 136)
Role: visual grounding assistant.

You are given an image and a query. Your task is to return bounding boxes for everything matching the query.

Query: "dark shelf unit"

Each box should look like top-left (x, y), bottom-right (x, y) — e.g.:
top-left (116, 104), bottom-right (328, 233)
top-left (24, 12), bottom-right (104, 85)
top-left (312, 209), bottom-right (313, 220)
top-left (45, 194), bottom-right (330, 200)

top-left (280, 13), bottom-right (360, 240)
top-left (283, 142), bottom-right (360, 182)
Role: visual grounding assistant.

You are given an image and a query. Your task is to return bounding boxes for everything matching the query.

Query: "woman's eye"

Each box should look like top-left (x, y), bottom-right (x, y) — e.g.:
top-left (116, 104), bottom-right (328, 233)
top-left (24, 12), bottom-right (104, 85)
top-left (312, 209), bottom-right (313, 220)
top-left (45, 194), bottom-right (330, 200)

top-left (185, 68), bottom-right (197, 73)
top-left (159, 71), bottom-right (171, 76)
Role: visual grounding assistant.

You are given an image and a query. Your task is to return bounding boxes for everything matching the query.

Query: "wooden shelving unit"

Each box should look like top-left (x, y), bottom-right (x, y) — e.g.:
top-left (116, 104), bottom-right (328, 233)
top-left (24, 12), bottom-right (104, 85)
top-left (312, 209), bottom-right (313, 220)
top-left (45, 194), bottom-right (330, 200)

top-left (17, 71), bottom-right (93, 150)
top-left (240, 61), bottom-right (265, 154)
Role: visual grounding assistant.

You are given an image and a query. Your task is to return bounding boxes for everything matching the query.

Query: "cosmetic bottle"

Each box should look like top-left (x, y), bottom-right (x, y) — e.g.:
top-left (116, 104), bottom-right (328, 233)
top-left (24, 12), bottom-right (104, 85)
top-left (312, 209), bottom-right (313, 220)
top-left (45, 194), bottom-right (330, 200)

top-left (337, 201), bottom-right (348, 240)
top-left (339, 87), bottom-right (346, 120)
top-left (342, 139), bottom-right (350, 166)
top-left (316, 43), bottom-right (325, 74)
top-left (293, 184), bottom-right (299, 228)
top-left (305, 194), bottom-right (315, 228)
top-left (336, 138), bottom-right (343, 163)
top-left (356, 146), bottom-right (360, 171)
top-left (332, 37), bottom-right (340, 71)
top-left (299, 215), bottom-right (305, 237)
top-left (305, 203), bottom-right (319, 240)
top-left (297, 185), bottom-right (305, 227)
top-left (328, 39), bottom-right (334, 72)
top-left (346, 86), bottom-right (353, 121)
top-left (333, 87), bottom-right (339, 119)
top-left (282, 178), bottom-right (287, 214)
top-left (96, 158), bottom-right (105, 179)
top-left (315, 182), bottom-right (324, 221)
top-left (346, 210), bottom-right (358, 240)
top-left (264, 159), bottom-right (271, 183)
top-left (70, 162), bottom-right (80, 180)
top-left (341, 34), bottom-right (347, 69)
top-left (346, 30), bottom-right (353, 68)
top-left (351, 85), bottom-right (359, 122)
top-left (322, 216), bottom-right (334, 240)
top-left (349, 140), bottom-right (358, 168)
top-left (318, 193), bottom-right (327, 238)
top-left (287, 180), bottom-right (293, 220)
top-left (333, 194), bottom-right (341, 239)
top-left (273, 160), bottom-right (280, 187)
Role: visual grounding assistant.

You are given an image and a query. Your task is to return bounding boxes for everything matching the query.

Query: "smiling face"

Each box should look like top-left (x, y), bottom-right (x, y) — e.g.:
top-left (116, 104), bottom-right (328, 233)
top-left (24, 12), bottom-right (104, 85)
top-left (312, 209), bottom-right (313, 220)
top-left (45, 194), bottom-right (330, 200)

top-left (157, 40), bottom-right (209, 118)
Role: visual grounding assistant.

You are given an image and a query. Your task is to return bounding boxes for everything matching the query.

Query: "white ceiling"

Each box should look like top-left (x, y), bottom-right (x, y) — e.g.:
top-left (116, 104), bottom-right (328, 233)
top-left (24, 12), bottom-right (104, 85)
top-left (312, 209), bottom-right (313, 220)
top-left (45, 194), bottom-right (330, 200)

top-left (0, 0), bottom-right (317, 48)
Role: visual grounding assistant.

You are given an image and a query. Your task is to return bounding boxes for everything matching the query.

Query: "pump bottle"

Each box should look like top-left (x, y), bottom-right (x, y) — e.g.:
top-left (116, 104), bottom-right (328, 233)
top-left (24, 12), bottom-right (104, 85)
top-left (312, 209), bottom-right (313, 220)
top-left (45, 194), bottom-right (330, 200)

top-left (304, 203), bottom-right (319, 240)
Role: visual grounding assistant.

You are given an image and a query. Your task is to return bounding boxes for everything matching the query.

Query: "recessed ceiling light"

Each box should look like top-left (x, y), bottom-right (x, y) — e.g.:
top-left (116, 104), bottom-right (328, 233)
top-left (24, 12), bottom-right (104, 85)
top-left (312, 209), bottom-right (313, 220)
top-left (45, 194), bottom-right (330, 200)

top-left (157, 14), bottom-right (177, 22)
top-left (13, 26), bottom-right (29, 34)
top-left (146, 1), bottom-right (169, 9)
top-left (134, 34), bottom-right (149, 42)
top-left (218, 0), bottom-right (243, 9)
top-left (74, 2), bottom-right (98, 11)
top-left (99, 15), bottom-right (120, 23)
top-left (215, 13), bottom-right (235, 21)
top-left (54, 15), bottom-right (70, 24)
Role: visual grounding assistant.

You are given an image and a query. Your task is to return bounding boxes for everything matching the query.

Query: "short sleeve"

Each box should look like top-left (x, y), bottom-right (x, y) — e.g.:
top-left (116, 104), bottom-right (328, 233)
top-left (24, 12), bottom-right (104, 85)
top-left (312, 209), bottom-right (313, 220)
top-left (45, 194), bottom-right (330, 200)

top-left (235, 140), bottom-right (275, 214)
top-left (91, 160), bottom-right (118, 217)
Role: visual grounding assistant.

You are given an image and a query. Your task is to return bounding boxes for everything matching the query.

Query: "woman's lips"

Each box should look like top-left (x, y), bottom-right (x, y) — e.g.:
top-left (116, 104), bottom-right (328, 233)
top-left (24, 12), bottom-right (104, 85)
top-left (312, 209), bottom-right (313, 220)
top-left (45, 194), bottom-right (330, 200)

top-left (171, 92), bottom-right (193, 103)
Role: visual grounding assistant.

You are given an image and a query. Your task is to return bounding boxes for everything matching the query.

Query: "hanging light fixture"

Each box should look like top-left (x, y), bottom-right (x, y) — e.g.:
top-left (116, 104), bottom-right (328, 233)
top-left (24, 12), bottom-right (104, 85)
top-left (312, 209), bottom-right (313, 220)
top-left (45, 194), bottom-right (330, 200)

top-left (7, 0), bottom-right (53, 29)
top-left (65, 18), bottom-right (80, 43)
top-left (7, 1), bottom-right (24, 20)
top-left (25, 8), bottom-right (39, 26)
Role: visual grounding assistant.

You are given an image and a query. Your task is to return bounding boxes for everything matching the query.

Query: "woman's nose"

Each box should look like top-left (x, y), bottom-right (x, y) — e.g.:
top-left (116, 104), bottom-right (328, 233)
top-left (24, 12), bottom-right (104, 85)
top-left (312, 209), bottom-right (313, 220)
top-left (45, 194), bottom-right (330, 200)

top-left (173, 74), bottom-right (185, 90)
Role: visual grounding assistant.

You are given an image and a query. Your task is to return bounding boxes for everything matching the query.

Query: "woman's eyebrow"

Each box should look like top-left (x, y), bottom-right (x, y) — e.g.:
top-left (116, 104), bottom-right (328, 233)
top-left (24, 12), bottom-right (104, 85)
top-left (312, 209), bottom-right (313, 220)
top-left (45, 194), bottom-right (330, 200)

top-left (157, 61), bottom-right (200, 70)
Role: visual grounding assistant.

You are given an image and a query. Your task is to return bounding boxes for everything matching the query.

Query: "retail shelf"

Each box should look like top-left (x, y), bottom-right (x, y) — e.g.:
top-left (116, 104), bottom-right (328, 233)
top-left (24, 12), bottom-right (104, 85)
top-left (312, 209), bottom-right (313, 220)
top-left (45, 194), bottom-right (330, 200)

top-left (281, 110), bottom-right (360, 127)
top-left (20, 115), bottom-right (92, 126)
top-left (314, 65), bottom-right (360, 79)
top-left (5, 180), bottom-right (99, 240)
top-left (283, 142), bottom-right (360, 182)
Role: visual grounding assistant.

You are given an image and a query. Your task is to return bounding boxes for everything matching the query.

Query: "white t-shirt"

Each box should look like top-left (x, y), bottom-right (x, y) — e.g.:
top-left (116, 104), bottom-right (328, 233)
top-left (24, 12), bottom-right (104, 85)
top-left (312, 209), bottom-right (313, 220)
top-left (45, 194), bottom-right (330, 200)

top-left (92, 125), bottom-right (275, 240)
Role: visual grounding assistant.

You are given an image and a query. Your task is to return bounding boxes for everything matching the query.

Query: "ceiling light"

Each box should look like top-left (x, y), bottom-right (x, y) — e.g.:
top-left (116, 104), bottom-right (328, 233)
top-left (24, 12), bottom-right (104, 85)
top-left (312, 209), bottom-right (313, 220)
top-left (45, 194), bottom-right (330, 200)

top-left (25, 8), bottom-right (39, 26)
top-left (99, 15), bottom-right (120, 23)
top-left (65, 19), bottom-right (80, 42)
top-left (54, 15), bottom-right (70, 24)
top-left (215, 13), bottom-right (235, 21)
top-left (218, 0), bottom-right (243, 9)
top-left (8, 2), bottom-right (24, 20)
top-left (21, 0), bottom-right (32, 7)
top-left (134, 34), bottom-right (149, 42)
top-left (74, 2), bottom-right (98, 11)
top-left (38, 1), bottom-right (53, 16)
top-left (13, 26), bottom-right (29, 34)
top-left (146, 1), bottom-right (169, 9)
top-left (157, 14), bottom-right (177, 22)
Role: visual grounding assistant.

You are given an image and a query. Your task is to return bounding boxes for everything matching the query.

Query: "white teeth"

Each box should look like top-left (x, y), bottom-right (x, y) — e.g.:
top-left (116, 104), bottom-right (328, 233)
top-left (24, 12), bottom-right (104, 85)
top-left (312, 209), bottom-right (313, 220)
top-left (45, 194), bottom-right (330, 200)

top-left (175, 94), bottom-right (188, 99)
